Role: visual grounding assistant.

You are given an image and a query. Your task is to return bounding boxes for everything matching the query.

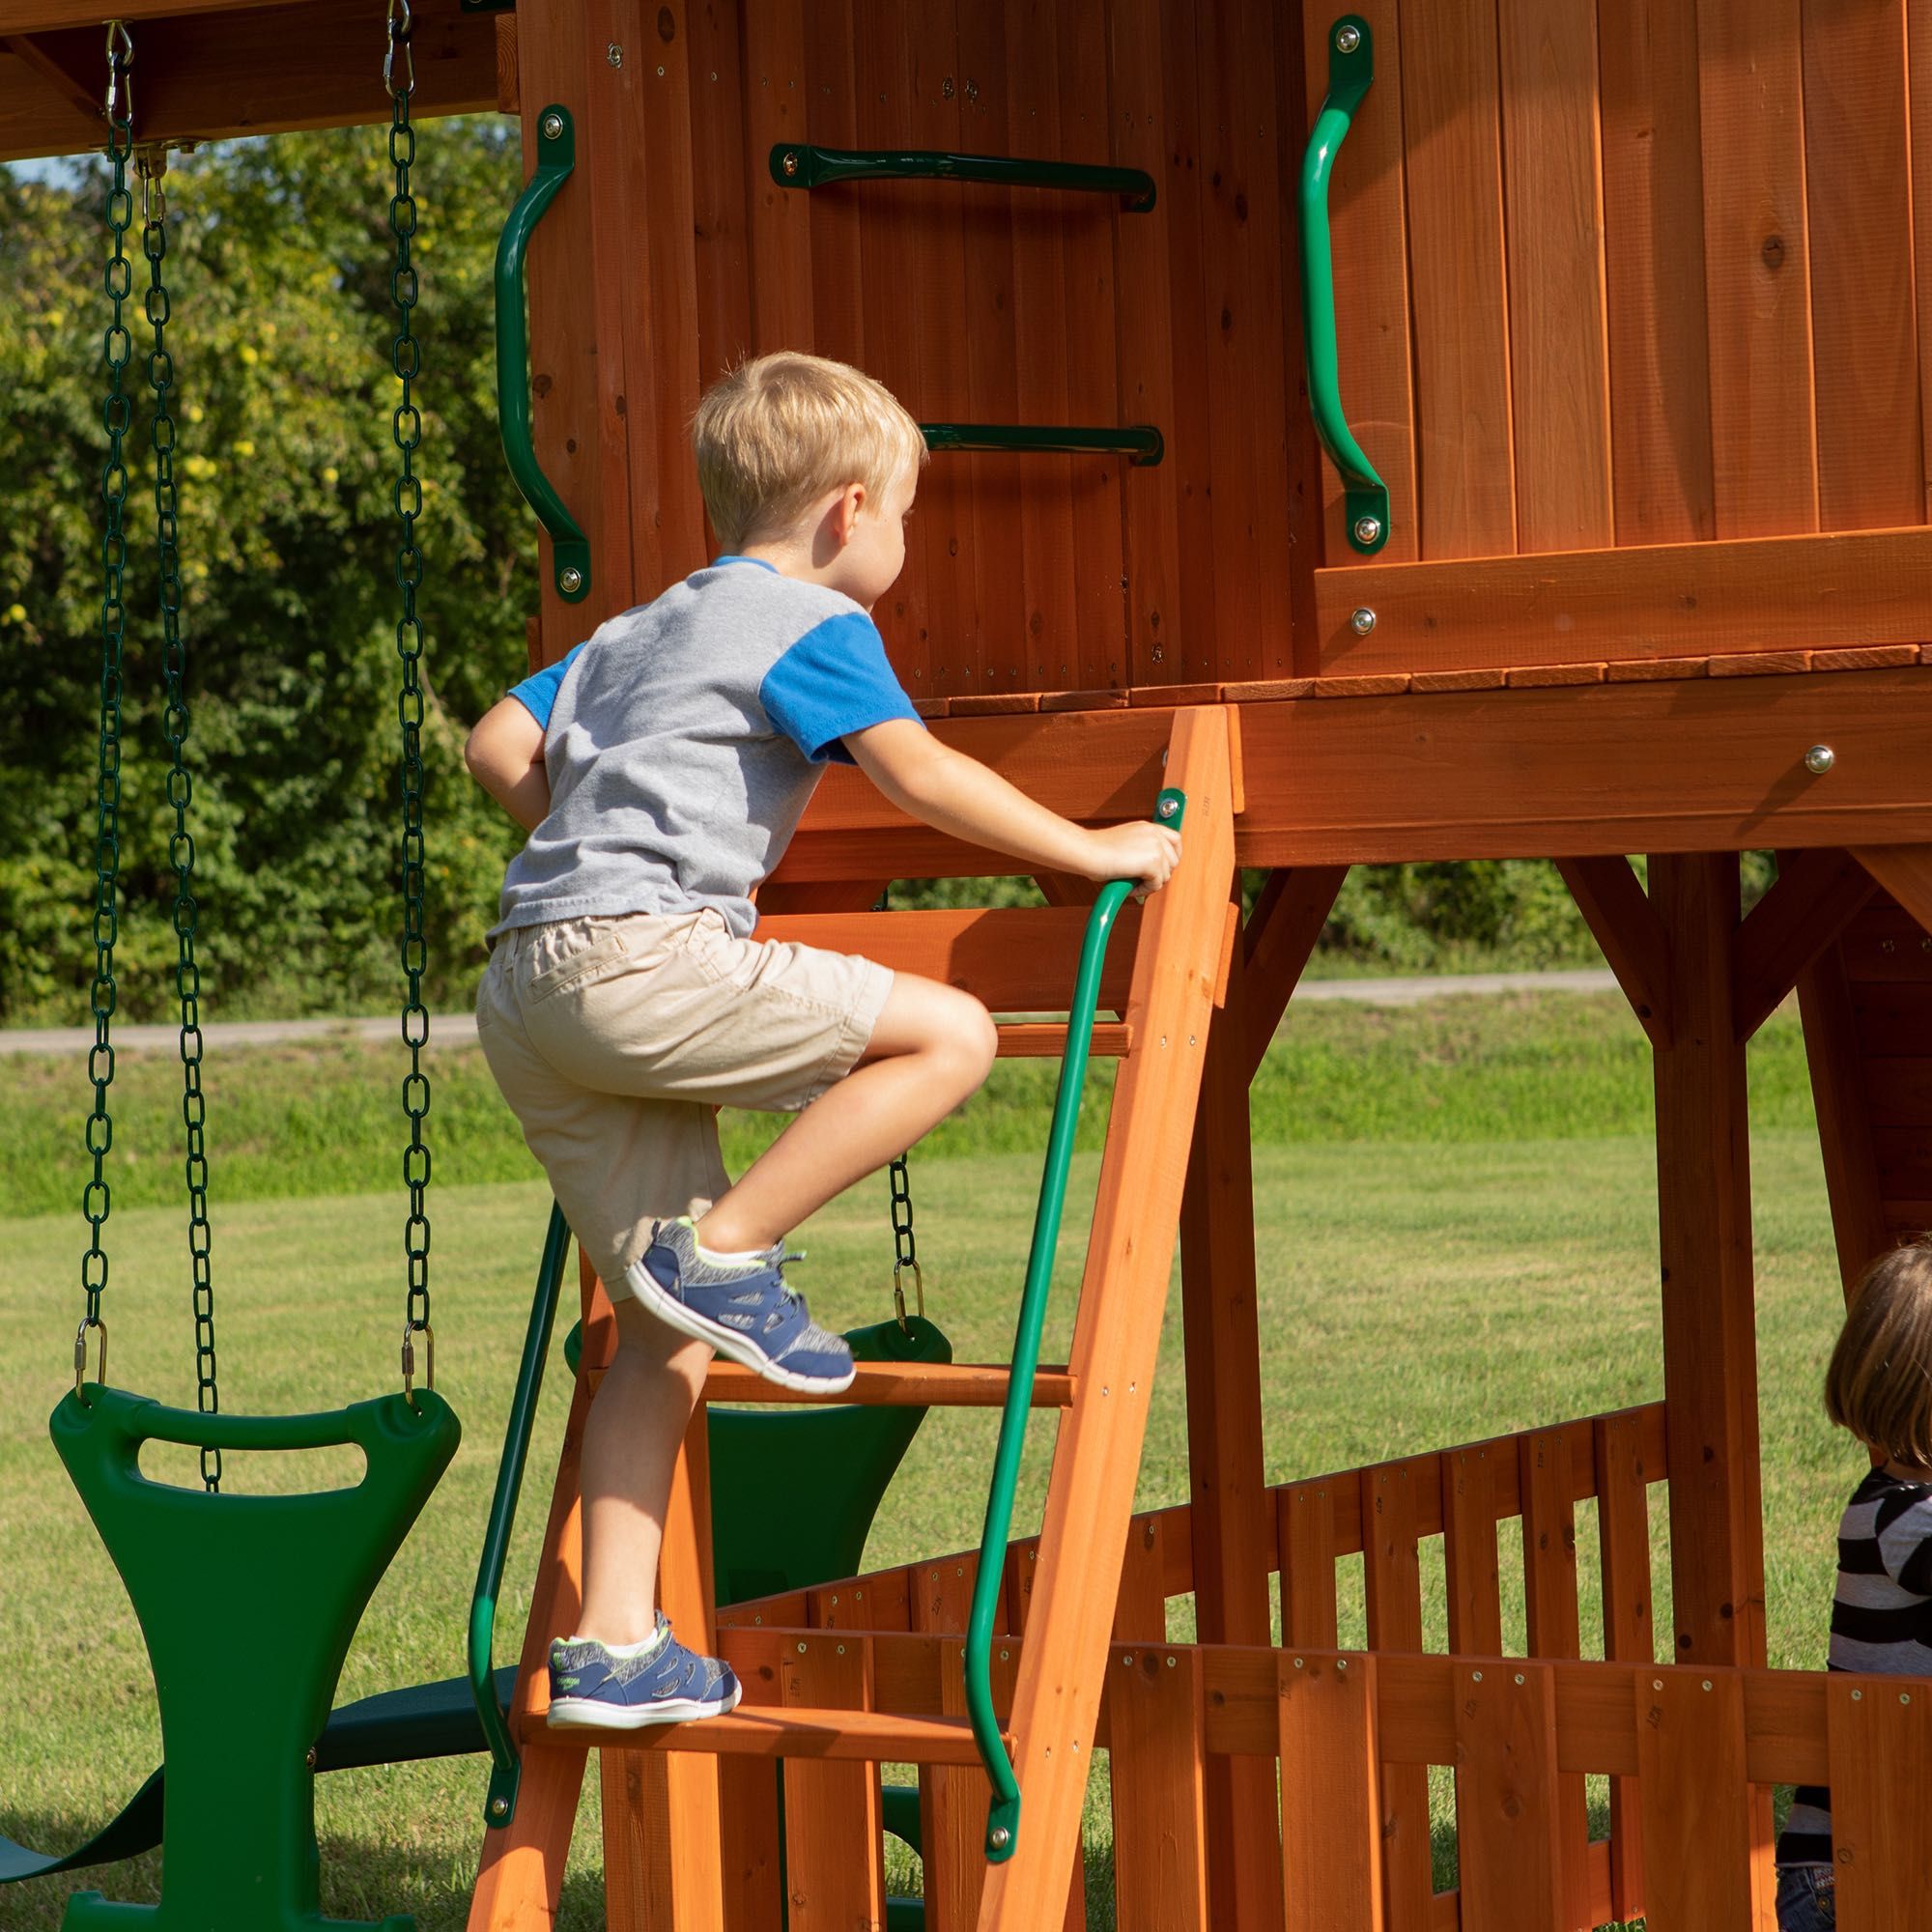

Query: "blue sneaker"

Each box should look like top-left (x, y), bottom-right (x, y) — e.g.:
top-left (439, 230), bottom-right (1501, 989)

top-left (546, 1613), bottom-right (742, 1731)
top-left (625, 1217), bottom-right (856, 1395)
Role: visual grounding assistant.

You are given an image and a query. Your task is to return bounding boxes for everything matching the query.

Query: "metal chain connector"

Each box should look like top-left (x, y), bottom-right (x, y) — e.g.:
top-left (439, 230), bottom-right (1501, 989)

top-left (384, 0), bottom-right (414, 96)
top-left (77, 25), bottom-right (136, 1404)
top-left (138, 138), bottom-right (221, 1488)
top-left (389, 25), bottom-right (433, 1398)
top-left (889, 1153), bottom-right (923, 1329)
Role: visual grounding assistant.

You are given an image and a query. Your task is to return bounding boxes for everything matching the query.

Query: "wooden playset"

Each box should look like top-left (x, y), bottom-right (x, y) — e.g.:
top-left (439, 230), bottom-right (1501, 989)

top-left (8, 0), bottom-right (1932, 1925)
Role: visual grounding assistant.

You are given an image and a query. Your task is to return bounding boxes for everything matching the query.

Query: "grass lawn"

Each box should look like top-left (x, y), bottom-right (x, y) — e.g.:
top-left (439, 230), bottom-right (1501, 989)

top-left (0, 993), bottom-right (1857, 1927)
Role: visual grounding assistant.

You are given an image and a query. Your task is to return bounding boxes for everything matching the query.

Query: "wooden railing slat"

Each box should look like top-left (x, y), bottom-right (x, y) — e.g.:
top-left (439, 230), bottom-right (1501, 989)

top-left (1443, 1443), bottom-right (1504, 1655)
top-left (1110, 1647), bottom-right (1212, 1930)
top-left (1452, 1661), bottom-right (1565, 1930)
top-left (1279, 1652), bottom-right (1386, 1931)
top-left (779, 1636), bottom-right (886, 1929)
top-left (1595, 1407), bottom-right (1656, 1920)
top-left (1364, 1461), bottom-right (1435, 1930)
top-left (1634, 1669), bottom-right (1759, 1932)
top-left (1828, 1673), bottom-right (1932, 1932)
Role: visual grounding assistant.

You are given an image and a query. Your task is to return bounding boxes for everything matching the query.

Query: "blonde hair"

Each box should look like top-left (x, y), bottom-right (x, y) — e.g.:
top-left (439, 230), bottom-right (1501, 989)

top-left (691, 352), bottom-right (927, 553)
top-left (1827, 1243), bottom-right (1932, 1466)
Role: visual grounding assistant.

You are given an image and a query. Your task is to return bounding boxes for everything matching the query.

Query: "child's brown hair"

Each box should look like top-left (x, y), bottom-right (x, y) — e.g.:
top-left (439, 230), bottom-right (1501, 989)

top-left (1826, 1242), bottom-right (1932, 1466)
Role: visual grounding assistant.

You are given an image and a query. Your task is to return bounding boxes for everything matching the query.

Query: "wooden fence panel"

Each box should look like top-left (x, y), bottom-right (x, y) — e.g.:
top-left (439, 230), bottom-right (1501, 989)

top-left (1519, 1430), bottom-right (1590, 1927)
top-left (1278, 1479), bottom-right (1342, 1648)
top-left (1633, 1669), bottom-right (1756, 1932)
top-left (1280, 1652), bottom-right (1385, 1932)
top-left (1110, 1647), bottom-right (1211, 1931)
top-left (780, 1636), bottom-right (886, 1930)
top-left (1443, 1444), bottom-right (1504, 1655)
top-left (1828, 1673), bottom-right (1932, 1932)
top-left (1452, 1662), bottom-right (1565, 1931)
top-left (1595, 1407), bottom-right (1656, 1920)
top-left (1363, 1460), bottom-right (1435, 1931)
top-left (719, 1630), bottom-right (784, 1932)
top-left (916, 1557), bottom-right (987, 1932)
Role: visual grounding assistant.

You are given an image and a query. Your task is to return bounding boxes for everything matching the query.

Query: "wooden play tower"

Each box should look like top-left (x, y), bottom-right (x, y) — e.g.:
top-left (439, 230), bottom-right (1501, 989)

top-left (8, 0), bottom-right (1932, 1925)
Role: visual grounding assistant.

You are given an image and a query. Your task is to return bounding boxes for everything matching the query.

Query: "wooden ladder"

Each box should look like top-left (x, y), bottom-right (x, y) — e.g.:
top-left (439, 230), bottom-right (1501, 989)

top-left (466, 704), bottom-right (1241, 1932)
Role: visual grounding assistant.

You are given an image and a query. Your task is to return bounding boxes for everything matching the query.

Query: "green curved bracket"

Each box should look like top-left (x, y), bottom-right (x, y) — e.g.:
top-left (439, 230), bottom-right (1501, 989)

top-left (964, 787), bottom-right (1186, 1863)
top-left (496, 105), bottom-right (591, 604)
top-left (1300, 17), bottom-right (1389, 556)
top-left (771, 144), bottom-right (1155, 213)
top-left (48, 1382), bottom-right (460, 1931)
top-left (470, 1199), bottom-right (573, 1828)
top-left (921, 422), bottom-right (1164, 467)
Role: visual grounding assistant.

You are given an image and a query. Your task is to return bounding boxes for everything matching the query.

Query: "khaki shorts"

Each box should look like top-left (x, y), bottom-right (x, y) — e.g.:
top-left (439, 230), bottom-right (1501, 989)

top-left (476, 908), bottom-right (893, 1290)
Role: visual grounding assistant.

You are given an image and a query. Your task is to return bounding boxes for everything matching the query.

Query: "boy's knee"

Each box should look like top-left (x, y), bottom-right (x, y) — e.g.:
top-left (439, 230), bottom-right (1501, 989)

top-left (943, 992), bottom-right (999, 1085)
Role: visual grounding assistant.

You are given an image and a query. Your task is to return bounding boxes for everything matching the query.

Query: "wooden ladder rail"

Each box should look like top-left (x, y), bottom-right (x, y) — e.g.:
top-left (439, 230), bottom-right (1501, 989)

top-left (978, 705), bottom-right (1239, 1929)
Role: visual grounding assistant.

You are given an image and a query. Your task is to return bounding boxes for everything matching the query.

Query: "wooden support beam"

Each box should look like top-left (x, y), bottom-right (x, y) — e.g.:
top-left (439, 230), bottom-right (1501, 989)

top-left (979, 707), bottom-right (1237, 1931)
top-left (1241, 865), bottom-right (1348, 1078)
top-left (3, 30), bottom-right (95, 123)
top-left (1798, 942), bottom-right (1893, 1295)
top-left (1178, 928), bottom-right (1285, 1932)
top-left (1852, 845), bottom-right (1932, 938)
top-left (1646, 851), bottom-right (1779, 1914)
top-left (1554, 856), bottom-right (1671, 1045)
top-left (0, 0), bottom-right (497, 162)
top-left (1730, 848), bottom-right (1877, 1041)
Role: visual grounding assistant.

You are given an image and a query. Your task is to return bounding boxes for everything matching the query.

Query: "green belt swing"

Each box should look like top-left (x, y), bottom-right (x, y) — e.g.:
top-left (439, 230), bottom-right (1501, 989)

top-left (16, 17), bottom-right (462, 1928)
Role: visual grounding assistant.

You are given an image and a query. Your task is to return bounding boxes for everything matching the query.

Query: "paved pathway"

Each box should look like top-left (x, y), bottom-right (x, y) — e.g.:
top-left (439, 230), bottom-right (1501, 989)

top-left (0, 968), bottom-right (1621, 1058)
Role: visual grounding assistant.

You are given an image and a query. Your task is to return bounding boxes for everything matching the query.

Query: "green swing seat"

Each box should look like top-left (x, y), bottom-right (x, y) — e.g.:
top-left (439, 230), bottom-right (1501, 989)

top-left (43, 1384), bottom-right (460, 1932)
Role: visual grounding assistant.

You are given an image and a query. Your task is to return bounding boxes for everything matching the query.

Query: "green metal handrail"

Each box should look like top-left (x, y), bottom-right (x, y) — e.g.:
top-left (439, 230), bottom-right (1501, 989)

top-left (771, 144), bottom-right (1155, 213)
top-left (965, 786), bottom-right (1186, 1862)
top-left (469, 1199), bottom-right (573, 1827)
top-left (496, 104), bottom-right (591, 603)
top-left (1299, 16), bottom-right (1389, 556)
top-left (922, 422), bottom-right (1164, 467)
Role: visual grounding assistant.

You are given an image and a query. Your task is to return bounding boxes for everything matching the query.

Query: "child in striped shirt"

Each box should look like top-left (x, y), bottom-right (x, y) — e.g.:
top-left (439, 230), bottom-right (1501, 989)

top-left (1775, 1241), bottom-right (1932, 1931)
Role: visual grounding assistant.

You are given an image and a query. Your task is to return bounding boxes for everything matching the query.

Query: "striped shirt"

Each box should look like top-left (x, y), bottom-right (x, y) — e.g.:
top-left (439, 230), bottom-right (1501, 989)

top-left (1776, 1466), bottom-right (1932, 1866)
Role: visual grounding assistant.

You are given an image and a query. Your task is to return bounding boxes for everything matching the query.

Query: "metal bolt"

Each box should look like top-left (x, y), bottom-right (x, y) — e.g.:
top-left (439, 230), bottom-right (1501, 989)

top-left (1157, 795), bottom-right (1179, 818)
top-left (541, 110), bottom-right (565, 139)
top-left (1335, 23), bottom-right (1362, 53)
top-left (1122, 1654), bottom-right (1134, 1666)
top-left (1293, 1657), bottom-right (1305, 1669)
top-left (797, 1641), bottom-right (808, 1654)
top-left (1472, 1670), bottom-right (1483, 1683)
top-left (1804, 744), bottom-right (1835, 775)
top-left (781, 149), bottom-right (800, 176)
top-left (489, 1795), bottom-right (509, 1818)
top-left (1654, 1679), bottom-right (1664, 1691)
top-left (606, 42), bottom-right (623, 65)
top-left (558, 565), bottom-right (583, 595)
top-left (1336, 1658), bottom-right (1348, 1672)
top-left (304, 1746), bottom-right (318, 1771)
top-left (1167, 1656), bottom-right (1178, 1668)
top-left (656, 65), bottom-right (665, 76)
top-left (990, 1826), bottom-right (1011, 1850)
top-left (1350, 606), bottom-right (1378, 636)
top-left (1515, 1673), bottom-right (1525, 1685)
top-left (1703, 1680), bottom-right (1713, 1691)
top-left (1905, 1692), bottom-right (1914, 1705)
top-left (1854, 1689), bottom-right (1864, 1701)
top-left (1352, 514), bottom-right (1382, 547)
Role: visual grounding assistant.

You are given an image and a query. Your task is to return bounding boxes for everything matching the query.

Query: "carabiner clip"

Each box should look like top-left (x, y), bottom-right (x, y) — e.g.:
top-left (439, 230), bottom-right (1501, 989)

top-left (401, 1318), bottom-right (434, 1402)
top-left (73, 1316), bottom-right (108, 1403)
top-left (893, 1262), bottom-right (924, 1333)
top-left (103, 20), bottom-right (134, 122)
top-left (384, 0), bottom-right (415, 95)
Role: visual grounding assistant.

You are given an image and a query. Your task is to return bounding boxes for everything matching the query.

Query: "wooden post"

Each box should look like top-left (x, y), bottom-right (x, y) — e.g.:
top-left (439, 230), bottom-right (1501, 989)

top-left (1177, 921), bottom-right (1285, 1932)
top-left (1646, 852), bottom-right (1776, 1918)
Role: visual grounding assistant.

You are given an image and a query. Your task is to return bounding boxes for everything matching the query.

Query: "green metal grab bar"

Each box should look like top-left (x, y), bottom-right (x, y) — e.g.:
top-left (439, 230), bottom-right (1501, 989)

top-left (470, 1199), bottom-right (573, 1827)
top-left (772, 144), bottom-right (1156, 213)
top-left (965, 786), bottom-right (1186, 1863)
top-left (496, 104), bottom-right (591, 603)
top-left (922, 422), bottom-right (1164, 467)
top-left (1299, 16), bottom-right (1389, 556)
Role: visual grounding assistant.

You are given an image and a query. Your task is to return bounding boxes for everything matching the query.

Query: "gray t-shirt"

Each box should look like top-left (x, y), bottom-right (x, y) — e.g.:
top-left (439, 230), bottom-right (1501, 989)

top-left (491, 556), bottom-right (921, 938)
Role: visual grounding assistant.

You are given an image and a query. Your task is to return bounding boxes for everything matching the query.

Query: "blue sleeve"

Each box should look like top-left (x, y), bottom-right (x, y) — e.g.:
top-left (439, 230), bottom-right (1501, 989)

top-left (507, 640), bottom-right (587, 730)
top-left (758, 612), bottom-right (923, 765)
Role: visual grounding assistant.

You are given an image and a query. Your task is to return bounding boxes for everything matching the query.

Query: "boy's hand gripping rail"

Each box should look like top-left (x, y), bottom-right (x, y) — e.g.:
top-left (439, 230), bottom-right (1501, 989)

top-left (469, 1198), bottom-right (573, 1827)
top-left (964, 786), bottom-right (1186, 1862)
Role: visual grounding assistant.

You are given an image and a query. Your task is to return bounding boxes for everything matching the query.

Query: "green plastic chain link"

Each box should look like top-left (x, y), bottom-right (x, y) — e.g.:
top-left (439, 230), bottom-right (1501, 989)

top-left (138, 145), bottom-right (222, 1488)
top-left (76, 20), bottom-right (137, 1406)
top-left (389, 0), bottom-right (436, 1400)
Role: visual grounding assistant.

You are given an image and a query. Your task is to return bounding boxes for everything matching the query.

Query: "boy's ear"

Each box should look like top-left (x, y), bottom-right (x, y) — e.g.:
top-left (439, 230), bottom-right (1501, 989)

top-left (829, 481), bottom-right (867, 548)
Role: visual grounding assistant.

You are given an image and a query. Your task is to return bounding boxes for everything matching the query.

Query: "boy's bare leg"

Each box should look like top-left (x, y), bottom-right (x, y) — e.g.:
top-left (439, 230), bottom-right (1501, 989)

top-left (576, 1301), bottom-right (711, 1646)
top-left (695, 974), bottom-right (997, 1255)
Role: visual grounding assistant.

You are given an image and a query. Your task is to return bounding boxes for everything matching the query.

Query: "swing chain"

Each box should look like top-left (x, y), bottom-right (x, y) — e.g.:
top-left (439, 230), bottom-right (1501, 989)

top-left (889, 1152), bottom-right (923, 1330)
top-left (76, 21), bottom-right (136, 1402)
top-left (389, 4), bottom-right (434, 1398)
top-left (137, 143), bottom-right (222, 1487)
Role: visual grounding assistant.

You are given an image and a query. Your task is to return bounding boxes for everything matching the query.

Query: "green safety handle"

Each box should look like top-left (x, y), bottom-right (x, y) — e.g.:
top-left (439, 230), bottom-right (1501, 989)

top-left (965, 786), bottom-right (1185, 1862)
top-left (1299, 17), bottom-right (1389, 556)
top-left (496, 104), bottom-right (591, 603)
top-left (772, 144), bottom-right (1155, 213)
top-left (922, 422), bottom-right (1164, 467)
top-left (470, 1199), bottom-right (573, 1827)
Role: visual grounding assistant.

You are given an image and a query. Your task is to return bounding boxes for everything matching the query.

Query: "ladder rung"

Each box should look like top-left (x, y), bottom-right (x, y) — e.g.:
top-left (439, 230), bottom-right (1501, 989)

top-left (535, 1704), bottom-right (993, 1764)
top-left (703, 1361), bottom-right (1077, 1407)
top-left (996, 1021), bottom-right (1132, 1058)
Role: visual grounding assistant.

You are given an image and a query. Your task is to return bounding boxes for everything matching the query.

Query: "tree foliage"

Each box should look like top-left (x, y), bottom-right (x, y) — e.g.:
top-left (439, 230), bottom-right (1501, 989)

top-left (0, 119), bottom-right (531, 1022)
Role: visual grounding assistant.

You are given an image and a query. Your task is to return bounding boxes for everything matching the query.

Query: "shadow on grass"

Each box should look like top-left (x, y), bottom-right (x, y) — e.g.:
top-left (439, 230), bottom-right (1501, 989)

top-left (0, 1828), bottom-right (611, 1932)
